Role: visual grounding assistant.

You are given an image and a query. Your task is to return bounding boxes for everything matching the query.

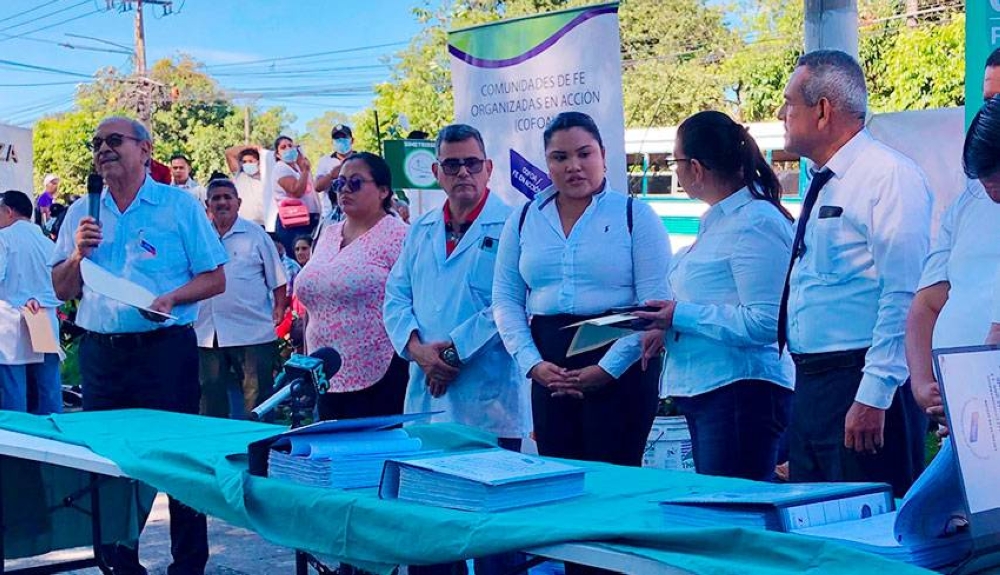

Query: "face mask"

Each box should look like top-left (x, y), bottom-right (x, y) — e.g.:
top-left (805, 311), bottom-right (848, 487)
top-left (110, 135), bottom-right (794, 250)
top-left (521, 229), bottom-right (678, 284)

top-left (242, 163), bottom-right (259, 176)
top-left (334, 138), bottom-right (352, 155)
top-left (281, 148), bottom-right (299, 163)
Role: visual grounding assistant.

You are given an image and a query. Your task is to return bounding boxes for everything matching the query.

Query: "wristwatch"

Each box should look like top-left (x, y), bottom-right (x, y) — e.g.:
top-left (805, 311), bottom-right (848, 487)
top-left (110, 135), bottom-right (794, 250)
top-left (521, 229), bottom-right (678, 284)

top-left (439, 344), bottom-right (462, 368)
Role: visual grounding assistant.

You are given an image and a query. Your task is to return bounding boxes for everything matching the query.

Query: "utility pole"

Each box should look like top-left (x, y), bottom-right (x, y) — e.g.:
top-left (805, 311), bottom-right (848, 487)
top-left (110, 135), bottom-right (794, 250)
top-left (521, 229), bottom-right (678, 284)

top-left (244, 105), bottom-right (251, 144)
top-left (112, 0), bottom-right (173, 127)
top-left (905, 0), bottom-right (919, 28)
top-left (133, 0), bottom-right (146, 77)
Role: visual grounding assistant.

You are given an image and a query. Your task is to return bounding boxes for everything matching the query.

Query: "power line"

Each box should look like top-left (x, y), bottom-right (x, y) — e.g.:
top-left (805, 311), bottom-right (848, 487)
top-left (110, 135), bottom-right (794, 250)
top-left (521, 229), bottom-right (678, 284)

top-left (0, 0), bottom-right (66, 25)
top-left (202, 41), bottom-right (408, 70)
top-left (0, 0), bottom-right (92, 34)
top-left (0, 80), bottom-right (83, 87)
top-left (0, 8), bottom-right (103, 44)
top-left (0, 58), bottom-right (93, 78)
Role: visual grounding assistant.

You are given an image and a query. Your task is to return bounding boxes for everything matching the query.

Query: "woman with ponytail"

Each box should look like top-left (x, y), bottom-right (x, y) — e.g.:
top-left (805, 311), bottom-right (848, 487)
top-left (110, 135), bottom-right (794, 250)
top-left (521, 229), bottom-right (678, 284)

top-left (634, 110), bottom-right (794, 481)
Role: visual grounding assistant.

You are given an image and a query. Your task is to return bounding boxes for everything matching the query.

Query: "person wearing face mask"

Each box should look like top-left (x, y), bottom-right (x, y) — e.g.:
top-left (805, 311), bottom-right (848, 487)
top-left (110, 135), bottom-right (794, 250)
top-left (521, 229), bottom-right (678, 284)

top-left (225, 145), bottom-right (267, 226)
top-left (271, 135), bottom-right (320, 254)
top-left (314, 124), bottom-right (354, 221)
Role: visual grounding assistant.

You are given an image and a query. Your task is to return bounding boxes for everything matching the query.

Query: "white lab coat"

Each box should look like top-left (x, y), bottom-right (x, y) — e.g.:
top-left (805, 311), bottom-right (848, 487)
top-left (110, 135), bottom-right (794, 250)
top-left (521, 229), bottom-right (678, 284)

top-left (384, 193), bottom-right (530, 438)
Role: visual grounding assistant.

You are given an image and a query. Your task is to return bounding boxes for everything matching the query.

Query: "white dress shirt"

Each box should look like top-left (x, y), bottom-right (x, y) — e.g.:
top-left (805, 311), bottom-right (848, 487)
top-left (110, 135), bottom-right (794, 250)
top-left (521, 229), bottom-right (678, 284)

top-left (51, 176), bottom-right (228, 333)
top-left (234, 172), bottom-right (266, 226)
top-left (917, 180), bottom-right (1000, 348)
top-left (195, 217), bottom-right (286, 348)
top-left (666, 188), bottom-right (795, 397)
top-left (384, 192), bottom-right (531, 437)
top-left (0, 220), bottom-right (61, 364)
top-left (786, 129), bottom-right (932, 409)
top-left (493, 186), bottom-right (672, 379)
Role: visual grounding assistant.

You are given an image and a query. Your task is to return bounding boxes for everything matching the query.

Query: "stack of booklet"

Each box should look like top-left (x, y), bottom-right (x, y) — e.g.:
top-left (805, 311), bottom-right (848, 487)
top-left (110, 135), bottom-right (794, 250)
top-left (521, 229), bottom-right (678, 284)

top-left (380, 449), bottom-right (585, 512)
top-left (247, 413), bottom-right (434, 489)
top-left (268, 428), bottom-right (424, 489)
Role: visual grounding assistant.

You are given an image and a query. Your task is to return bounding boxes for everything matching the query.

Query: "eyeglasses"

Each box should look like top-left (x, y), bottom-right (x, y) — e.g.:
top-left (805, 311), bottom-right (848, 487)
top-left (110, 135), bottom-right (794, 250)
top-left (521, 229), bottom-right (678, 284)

top-left (438, 157), bottom-right (485, 176)
top-left (88, 133), bottom-right (142, 151)
top-left (333, 175), bottom-right (376, 193)
top-left (666, 157), bottom-right (693, 169)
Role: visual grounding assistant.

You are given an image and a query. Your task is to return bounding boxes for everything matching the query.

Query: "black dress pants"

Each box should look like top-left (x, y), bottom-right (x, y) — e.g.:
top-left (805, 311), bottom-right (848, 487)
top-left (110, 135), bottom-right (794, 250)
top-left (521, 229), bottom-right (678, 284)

top-left (788, 348), bottom-right (926, 498)
top-left (80, 325), bottom-right (209, 575)
top-left (530, 314), bottom-right (660, 575)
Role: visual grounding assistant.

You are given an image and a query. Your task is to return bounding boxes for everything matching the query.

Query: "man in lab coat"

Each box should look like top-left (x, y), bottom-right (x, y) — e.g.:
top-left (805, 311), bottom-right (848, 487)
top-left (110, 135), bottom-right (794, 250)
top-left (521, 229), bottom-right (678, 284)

top-left (384, 124), bottom-right (530, 574)
top-left (384, 123), bottom-right (530, 444)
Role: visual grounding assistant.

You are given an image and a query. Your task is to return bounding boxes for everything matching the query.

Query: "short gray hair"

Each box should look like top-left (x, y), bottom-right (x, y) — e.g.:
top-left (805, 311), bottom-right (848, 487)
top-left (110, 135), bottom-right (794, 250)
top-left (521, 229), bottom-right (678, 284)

top-left (435, 124), bottom-right (486, 157)
top-left (99, 116), bottom-right (152, 143)
top-left (796, 50), bottom-right (868, 119)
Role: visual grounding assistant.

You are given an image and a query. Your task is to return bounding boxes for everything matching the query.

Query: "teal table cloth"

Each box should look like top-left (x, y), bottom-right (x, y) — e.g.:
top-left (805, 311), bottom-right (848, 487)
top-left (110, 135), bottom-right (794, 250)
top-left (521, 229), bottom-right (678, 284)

top-left (0, 410), bottom-right (935, 575)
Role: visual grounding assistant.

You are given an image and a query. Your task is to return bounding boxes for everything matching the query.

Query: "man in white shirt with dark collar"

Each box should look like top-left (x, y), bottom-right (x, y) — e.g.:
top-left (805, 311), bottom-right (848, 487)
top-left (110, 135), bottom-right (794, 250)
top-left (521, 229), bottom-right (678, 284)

top-left (0, 190), bottom-right (63, 414)
top-left (196, 178), bottom-right (287, 419)
top-left (908, 49), bottom-right (1000, 436)
top-left (777, 50), bottom-right (931, 497)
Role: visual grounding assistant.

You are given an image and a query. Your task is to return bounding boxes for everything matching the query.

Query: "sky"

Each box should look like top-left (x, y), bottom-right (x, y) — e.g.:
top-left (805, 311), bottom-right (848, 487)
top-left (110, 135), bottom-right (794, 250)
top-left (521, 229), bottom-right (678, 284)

top-left (0, 0), bottom-right (427, 132)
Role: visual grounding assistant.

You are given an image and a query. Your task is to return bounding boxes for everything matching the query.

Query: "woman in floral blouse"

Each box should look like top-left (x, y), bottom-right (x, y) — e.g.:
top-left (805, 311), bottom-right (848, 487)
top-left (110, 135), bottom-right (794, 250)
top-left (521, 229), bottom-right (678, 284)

top-left (294, 152), bottom-right (409, 420)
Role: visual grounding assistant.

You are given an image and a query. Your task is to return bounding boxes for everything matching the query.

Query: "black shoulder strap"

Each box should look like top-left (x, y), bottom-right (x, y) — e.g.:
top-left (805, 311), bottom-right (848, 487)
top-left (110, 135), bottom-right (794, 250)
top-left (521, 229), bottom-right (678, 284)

top-left (627, 196), bottom-right (634, 235)
top-left (518, 201), bottom-right (531, 234)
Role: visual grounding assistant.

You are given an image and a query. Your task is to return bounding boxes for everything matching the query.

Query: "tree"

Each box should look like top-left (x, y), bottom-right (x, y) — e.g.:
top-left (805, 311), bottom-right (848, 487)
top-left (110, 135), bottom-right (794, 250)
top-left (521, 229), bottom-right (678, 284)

top-left (724, 0), bottom-right (804, 122)
top-left (867, 11), bottom-right (965, 112)
top-left (33, 56), bottom-right (292, 195)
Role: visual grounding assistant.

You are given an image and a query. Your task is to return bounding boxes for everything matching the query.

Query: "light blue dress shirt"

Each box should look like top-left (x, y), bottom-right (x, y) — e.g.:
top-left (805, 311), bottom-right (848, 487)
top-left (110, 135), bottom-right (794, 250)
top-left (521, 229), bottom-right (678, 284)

top-left (492, 186), bottom-right (671, 379)
top-left (665, 188), bottom-right (794, 397)
top-left (51, 176), bottom-right (227, 334)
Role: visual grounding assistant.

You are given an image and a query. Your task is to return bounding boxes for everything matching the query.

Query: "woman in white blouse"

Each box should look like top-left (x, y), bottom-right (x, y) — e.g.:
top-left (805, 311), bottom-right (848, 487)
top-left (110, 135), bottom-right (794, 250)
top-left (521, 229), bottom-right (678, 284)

top-left (493, 111), bottom-right (671, 471)
top-left (636, 110), bottom-right (795, 481)
top-left (271, 135), bottom-right (321, 255)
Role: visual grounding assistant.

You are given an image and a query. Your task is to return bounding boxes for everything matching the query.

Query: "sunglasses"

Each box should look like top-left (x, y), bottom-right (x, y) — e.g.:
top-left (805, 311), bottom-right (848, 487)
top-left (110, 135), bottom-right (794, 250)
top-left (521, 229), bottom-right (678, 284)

top-left (88, 133), bottom-right (143, 151)
top-left (438, 157), bottom-right (485, 176)
top-left (333, 175), bottom-right (376, 193)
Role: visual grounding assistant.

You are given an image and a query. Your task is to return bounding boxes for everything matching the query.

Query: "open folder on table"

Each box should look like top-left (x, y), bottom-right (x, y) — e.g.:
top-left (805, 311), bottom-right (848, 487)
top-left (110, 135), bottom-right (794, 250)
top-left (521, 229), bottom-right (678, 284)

top-left (562, 308), bottom-right (653, 357)
top-left (786, 344), bottom-right (1000, 571)
top-left (79, 258), bottom-right (176, 322)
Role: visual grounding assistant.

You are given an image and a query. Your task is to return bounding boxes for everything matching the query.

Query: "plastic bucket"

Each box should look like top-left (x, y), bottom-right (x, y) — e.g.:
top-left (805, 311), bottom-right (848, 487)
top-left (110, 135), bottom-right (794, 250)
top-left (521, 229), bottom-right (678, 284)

top-left (642, 415), bottom-right (694, 472)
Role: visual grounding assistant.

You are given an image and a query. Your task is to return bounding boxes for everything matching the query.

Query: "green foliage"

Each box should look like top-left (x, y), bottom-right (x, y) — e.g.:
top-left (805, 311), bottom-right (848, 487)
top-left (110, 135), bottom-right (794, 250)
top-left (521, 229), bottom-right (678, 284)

top-left (33, 55), bottom-right (291, 194)
top-left (869, 12), bottom-right (965, 112)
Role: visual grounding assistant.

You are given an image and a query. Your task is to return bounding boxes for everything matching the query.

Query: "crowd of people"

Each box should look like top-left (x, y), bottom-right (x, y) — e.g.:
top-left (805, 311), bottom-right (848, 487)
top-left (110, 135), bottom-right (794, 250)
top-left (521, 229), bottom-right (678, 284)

top-left (1, 47), bottom-right (999, 574)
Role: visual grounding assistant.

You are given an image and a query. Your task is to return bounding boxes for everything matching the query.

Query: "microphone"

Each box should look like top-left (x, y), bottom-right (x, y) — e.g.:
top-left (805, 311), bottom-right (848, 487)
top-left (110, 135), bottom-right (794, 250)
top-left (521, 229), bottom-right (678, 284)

top-left (87, 173), bottom-right (103, 224)
top-left (250, 347), bottom-right (341, 422)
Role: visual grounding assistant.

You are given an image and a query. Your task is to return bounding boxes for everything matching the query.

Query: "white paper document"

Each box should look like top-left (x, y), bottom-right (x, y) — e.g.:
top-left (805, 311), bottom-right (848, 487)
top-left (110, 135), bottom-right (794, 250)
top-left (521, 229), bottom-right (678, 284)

top-left (79, 258), bottom-right (176, 321)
